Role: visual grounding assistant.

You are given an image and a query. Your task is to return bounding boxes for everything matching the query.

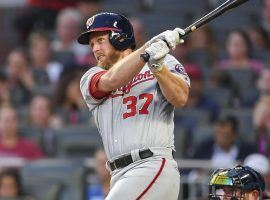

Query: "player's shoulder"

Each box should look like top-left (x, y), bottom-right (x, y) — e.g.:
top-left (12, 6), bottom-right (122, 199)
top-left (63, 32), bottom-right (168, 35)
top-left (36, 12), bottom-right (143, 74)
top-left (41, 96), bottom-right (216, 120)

top-left (81, 66), bottom-right (104, 78)
top-left (163, 54), bottom-right (184, 69)
top-left (164, 54), bottom-right (178, 62)
top-left (85, 66), bottom-right (104, 74)
top-left (80, 66), bottom-right (105, 87)
top-left (164, 54), bottom-right (182, 65)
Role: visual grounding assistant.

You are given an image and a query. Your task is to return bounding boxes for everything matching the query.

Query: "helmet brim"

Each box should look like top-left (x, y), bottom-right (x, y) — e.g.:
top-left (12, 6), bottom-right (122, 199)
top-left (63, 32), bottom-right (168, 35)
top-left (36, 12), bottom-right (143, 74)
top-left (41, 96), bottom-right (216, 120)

top-left (77, 31), bottom-right (91, 45)
top-left (77, 27), bottom-right (121, 45)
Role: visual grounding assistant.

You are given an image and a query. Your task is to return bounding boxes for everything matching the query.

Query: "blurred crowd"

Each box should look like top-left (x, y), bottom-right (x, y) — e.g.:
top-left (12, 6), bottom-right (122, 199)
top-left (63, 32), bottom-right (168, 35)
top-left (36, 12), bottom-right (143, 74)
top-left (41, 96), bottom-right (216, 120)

top-left (0, 0), bottom-right (270, 199)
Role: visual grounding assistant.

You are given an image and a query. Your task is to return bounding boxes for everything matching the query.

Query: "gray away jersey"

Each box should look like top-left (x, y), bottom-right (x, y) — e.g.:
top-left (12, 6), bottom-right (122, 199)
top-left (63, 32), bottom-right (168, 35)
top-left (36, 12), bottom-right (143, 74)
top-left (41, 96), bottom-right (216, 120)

top-left (80, 54), bottom-right (190, 160)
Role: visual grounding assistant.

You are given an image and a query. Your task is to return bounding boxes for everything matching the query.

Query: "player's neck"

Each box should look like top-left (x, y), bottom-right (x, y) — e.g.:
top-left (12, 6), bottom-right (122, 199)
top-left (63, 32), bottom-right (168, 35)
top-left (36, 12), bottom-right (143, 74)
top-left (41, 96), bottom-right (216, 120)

top-left (120, 48), bottom-right (133, 59)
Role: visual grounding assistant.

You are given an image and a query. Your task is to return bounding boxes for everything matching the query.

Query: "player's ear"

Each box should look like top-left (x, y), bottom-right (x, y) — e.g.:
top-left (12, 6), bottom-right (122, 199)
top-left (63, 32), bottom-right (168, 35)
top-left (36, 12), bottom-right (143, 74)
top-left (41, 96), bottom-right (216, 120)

top-left (251, 190), bottom-right (260, 199)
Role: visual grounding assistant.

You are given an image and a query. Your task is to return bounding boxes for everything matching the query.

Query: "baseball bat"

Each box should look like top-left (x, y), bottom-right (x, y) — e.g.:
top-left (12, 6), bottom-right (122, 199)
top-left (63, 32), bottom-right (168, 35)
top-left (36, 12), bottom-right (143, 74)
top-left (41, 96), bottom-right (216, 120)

top-left (140, 0), bottom-right (250, 62)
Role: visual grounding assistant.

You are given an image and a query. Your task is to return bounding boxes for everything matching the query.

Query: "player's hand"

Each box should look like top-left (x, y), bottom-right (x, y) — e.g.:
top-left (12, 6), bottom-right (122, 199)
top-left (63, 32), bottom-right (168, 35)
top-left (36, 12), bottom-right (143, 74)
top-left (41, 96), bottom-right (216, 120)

top-left (146, 28), bottom-right (185, 50)
top-left (145, 40), bottom-right (169, 72)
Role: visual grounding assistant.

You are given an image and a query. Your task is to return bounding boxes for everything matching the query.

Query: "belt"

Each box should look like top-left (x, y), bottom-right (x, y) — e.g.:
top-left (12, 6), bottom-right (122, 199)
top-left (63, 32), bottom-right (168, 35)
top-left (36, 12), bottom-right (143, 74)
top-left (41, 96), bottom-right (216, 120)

top-left (109, 149), bottom-right (154, 171)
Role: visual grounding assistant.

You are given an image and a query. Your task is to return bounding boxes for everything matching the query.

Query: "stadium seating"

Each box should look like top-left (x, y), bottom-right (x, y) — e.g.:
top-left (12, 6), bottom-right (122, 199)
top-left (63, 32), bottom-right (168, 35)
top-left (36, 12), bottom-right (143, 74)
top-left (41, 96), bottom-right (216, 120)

top-left (21, 159), bottom-right (86, 200)
top-left (174, 125), bottom-right (187, 158)
top-left (19, 126), bottom-right (44, 148)
top-left (224, 69), bottom-right (258, 96)
top-left (102, 0), bottom-right (138, 15)
top-left (175, 108), bottom-right (211, 126)
top-left (54, 125), bottom-right (103, 158)
top-left (239, 87), bottom-right (259, 108)
top-left (191, 125), bottom-right (214, 146)
top-left (203, 87), bottom-right (232, 108)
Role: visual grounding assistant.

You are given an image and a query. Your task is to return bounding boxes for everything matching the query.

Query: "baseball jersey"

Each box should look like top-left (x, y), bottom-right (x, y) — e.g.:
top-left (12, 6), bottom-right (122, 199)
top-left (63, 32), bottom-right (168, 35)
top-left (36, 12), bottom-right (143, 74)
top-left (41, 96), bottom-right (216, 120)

top-left (80, 54), bottom-right (190, 160)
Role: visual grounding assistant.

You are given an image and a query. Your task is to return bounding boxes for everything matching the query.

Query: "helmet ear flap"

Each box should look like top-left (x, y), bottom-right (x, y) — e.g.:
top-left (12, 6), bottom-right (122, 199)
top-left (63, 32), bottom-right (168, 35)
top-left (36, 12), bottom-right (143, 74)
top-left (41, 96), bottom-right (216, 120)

top-left (109, 31), bottom-right (129, 50)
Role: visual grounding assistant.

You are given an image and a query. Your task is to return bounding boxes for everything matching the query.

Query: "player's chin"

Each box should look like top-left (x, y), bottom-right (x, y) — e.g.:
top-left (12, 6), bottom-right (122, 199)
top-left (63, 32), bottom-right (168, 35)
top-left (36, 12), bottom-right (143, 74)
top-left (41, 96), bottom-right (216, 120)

top-left (97, 56), bottom-right (106, 64)
top-left (97, 60), bottom-right (110, 70)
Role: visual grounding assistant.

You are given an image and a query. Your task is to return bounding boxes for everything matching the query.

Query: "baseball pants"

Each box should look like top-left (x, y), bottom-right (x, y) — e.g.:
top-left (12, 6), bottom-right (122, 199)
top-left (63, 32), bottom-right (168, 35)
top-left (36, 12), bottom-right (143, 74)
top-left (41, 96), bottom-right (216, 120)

top-left (105, 148), bottom-right (180, 200)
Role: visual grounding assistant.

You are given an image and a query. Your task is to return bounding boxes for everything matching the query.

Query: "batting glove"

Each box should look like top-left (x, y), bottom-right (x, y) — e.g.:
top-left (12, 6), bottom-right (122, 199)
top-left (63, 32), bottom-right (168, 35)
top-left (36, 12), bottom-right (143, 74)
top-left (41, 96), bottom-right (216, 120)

top-left (146, 28), bottom-right (185, 50)
top-left (145, 40), bottom-right (169, 72)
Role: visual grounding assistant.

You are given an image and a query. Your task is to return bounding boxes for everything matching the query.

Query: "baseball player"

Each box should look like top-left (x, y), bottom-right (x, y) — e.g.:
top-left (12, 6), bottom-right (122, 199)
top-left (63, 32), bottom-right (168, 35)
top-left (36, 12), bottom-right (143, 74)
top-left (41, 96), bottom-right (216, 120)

top-left (209, 165), bottom-right (270, 200)
top-left (79, 12), bottom-right (190, 200)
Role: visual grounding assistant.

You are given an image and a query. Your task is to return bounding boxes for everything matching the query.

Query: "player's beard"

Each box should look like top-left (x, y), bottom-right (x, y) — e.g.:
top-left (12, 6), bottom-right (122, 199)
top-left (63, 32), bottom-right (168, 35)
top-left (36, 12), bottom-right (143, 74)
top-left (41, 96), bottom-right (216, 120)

top-left (97, 50), bottom-right (122, 70)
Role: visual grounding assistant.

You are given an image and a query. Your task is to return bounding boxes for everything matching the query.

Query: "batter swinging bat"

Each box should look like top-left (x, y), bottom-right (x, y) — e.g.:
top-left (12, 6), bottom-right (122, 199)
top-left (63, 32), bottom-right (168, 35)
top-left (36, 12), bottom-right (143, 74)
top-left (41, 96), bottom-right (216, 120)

top-left (140, 0), bottom-right (250, 62)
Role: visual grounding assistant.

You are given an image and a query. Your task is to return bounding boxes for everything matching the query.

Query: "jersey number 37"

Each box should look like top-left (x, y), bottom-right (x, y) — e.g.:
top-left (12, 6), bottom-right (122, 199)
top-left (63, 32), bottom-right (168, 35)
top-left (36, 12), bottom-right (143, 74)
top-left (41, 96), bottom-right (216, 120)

top-left (123, 93), bottom-right (153, 119)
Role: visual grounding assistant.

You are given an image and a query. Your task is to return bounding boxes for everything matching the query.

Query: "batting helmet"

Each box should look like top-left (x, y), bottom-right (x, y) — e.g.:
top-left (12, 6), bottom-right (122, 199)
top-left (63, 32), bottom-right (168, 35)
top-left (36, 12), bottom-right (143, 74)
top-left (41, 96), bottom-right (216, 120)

top-left (209, 165), bottom-right (265, 200)
top-left (77, 12), bottom-right (136, 51)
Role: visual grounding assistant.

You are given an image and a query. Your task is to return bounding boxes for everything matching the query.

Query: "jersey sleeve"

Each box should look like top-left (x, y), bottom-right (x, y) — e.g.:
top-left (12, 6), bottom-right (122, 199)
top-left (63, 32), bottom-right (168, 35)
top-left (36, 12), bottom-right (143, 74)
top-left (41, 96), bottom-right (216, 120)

top-left (80, 66), bottom-right (111, 111)
top-left (163, 54), bottom-right (191, 88)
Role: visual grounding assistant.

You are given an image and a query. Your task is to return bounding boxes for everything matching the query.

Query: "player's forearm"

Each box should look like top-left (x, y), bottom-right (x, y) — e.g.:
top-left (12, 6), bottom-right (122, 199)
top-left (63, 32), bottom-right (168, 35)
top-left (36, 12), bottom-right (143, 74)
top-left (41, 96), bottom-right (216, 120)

top-left (99, 46), bottom-right (146, 92)
top-left (153, 67), bottom-right (189, 107)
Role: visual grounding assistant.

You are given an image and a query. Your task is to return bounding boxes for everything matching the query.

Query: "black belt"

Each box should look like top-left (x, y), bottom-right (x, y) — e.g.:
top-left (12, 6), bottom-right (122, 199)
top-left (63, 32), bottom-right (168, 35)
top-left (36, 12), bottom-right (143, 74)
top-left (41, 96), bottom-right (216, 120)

top-left (109, 149), bottom-right (154, 171)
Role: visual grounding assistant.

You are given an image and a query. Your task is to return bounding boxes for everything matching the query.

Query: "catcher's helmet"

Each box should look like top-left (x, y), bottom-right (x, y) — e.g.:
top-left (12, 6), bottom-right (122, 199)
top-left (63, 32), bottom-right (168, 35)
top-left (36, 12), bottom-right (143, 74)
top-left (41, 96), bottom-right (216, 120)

top-left (77, 12), bottom-right (136, 50)
top-left (209, 165), bottom-right (265, 200)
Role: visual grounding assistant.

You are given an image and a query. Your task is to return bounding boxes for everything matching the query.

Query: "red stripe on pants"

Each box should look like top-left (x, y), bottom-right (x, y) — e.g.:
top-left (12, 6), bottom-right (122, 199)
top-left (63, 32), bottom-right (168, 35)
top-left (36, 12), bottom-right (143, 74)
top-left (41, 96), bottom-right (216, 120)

top-left (136, 158), bottom-right (166, 200)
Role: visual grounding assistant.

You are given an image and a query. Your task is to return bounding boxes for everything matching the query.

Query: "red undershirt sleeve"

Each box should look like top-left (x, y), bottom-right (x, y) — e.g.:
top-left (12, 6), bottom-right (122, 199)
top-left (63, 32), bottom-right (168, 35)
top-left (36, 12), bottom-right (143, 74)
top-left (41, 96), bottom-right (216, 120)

top-left (89, 71), bottom-right (111, 100)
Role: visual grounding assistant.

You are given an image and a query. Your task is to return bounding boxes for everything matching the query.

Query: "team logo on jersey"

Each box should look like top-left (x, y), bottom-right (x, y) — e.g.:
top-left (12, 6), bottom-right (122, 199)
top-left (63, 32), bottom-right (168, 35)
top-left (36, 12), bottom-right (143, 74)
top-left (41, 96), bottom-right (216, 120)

top-left (175, 64), bottom-right (190, 87)
top-left (175, 64), bottom-right (188, 76)
top-left (86, 16), bottom-right (95, 30)
top-left (110, 70), bottom-right (155, 98)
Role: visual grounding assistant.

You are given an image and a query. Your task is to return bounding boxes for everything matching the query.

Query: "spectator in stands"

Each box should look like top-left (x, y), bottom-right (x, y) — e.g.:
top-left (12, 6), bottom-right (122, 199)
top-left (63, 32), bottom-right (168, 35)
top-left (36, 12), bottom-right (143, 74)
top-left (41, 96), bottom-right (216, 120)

top-left (51, 8), bottom-right (91, 68)
top-left (13, 0), bottom-right (76, 45)
top-left (5, 49), bottom-right (34, 107)
top-left (0, 168), bottom-right (36, 200)
top-left (52, 70), bottom-right (87, 125)
top-left (87, 148), bottom-right (110, 200)
top-left (191, 115), bottom-right (256, 167)
top-left (28, 94), bottom-right (62, 130)
top-left (0, 106), bottom-right (43, 160)
top-left (253, 96), bottom-right (270, 157)
top-left (247, 25), bottom-right (270, 66)
top-left (261, 0), bottom-right (270, 38)
top-left (216, 29), bottom-right (265, 75)
top-left (240, 68), bottom-right (270, 109)
top-left (23, 94), bottom-right (62, 157)
top-left (0, 74), bottom-right (10, 107)
top-left (247, 25), bottom-right (270, 50)
top-left (257, 68), bottom-right (270, 99)
top-left (28, 32), bottom-right (63, 86)
top-left (240, 68), bottom-right (270, 108)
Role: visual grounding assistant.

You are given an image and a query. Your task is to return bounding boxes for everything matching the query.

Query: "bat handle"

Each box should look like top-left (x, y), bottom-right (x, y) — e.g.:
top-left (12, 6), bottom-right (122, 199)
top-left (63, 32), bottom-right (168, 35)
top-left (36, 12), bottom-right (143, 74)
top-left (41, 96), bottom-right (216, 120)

top-left (140, 34), bottom-right (185, 62)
